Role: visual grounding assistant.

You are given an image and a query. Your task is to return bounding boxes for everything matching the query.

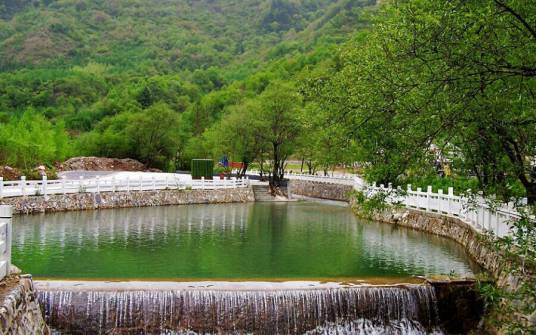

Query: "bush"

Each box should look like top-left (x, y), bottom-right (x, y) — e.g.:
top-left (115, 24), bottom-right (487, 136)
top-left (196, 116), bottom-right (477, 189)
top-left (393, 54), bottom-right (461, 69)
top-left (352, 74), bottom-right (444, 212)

top-left (349, 189), bottom-right (390, 218)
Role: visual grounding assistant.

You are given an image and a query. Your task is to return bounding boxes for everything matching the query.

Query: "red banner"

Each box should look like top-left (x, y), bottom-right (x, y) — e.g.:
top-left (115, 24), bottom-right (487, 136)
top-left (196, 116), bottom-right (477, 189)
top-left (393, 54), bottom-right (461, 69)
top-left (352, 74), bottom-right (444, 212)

top-left (230, 162), bottom-right (244, 169)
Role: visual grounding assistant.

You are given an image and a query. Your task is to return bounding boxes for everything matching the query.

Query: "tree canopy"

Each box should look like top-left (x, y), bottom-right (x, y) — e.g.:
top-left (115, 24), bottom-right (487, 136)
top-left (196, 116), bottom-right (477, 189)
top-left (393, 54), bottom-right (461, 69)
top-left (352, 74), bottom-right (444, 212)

top-left (306, 0), bottom-right (536, 202)
top-left (0, 0), bottom-right (372, 172)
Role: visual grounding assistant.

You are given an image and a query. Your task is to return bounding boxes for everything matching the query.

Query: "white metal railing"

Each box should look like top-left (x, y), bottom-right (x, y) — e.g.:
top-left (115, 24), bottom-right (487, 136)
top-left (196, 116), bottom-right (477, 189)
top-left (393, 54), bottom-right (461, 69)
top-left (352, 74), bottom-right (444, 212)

top-left (280, 172), bottom-right (526, 238)
top-left (0, 206), bottom-right (11, 281)
top-left (0, 175), bottom-right (250, 199)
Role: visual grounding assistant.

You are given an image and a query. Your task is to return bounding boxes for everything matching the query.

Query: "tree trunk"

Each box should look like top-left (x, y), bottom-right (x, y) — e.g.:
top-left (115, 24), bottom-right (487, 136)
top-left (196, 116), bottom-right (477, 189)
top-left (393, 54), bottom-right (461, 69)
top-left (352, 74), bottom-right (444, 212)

top-left (271, 142), bottom-right (283, 186)
top-left (239, 162), bottom-right (249, 178)
top-left (526, 182), bottom-right (536, 205)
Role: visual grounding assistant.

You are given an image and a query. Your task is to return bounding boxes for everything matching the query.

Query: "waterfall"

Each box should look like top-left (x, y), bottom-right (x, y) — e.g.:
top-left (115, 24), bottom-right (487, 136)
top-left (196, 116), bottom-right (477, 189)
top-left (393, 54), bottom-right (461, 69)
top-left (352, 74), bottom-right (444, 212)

top-left (39, 285), bottom-right (444, 334)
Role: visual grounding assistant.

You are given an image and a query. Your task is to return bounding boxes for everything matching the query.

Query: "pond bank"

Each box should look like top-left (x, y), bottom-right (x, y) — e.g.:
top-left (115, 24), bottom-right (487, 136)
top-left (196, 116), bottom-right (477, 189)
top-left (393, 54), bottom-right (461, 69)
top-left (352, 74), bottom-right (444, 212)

top-left (1, 187), bottom-right (255, 215)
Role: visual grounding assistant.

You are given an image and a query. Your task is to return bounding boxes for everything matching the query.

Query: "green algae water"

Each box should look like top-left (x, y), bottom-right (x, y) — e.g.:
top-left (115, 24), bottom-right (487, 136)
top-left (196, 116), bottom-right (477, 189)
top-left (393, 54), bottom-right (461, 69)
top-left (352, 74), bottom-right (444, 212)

top-left (12, 202), bottom-right (479, 280)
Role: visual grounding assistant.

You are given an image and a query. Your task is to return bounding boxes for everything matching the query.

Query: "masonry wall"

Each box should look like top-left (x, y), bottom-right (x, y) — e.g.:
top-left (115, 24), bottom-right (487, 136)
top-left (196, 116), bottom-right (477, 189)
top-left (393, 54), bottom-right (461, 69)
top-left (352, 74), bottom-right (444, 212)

top-left (289, 179), bottom-right (518, 285)
top-left (288, 180), bottom-right (503, 278)
top-left (289, 180), bottom-right (353, 201)
top-left (0, 188), bottom-right (255, 215)
top-left (0, 275), bottom-right (49, 335)
top-left (351, 202), bottom-right (518, 287)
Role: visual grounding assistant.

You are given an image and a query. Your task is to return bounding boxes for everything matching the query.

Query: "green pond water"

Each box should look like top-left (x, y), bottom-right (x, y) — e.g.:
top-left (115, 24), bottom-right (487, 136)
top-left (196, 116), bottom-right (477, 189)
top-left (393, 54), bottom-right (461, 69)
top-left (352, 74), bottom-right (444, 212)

top-left (12, 202), bottom-right (480, 280)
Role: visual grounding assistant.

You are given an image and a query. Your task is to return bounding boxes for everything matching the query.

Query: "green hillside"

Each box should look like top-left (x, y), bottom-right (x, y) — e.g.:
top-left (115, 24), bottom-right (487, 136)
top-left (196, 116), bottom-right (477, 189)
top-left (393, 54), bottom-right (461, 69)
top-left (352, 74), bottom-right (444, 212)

top-left (0, 0), bottom-right (374, 171)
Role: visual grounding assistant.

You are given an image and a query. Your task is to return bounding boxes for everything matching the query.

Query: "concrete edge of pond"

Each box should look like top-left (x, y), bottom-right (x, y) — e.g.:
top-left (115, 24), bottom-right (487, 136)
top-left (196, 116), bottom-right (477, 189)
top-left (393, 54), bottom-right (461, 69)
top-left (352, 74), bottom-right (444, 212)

top-left (34, 279), bottom-right (432, 292)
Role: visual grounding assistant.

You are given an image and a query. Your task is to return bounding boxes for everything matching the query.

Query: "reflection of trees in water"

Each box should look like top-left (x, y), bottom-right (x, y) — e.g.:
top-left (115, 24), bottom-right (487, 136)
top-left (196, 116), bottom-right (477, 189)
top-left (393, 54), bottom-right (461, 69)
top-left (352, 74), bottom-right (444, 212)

top-left (359, 221), bottom-right (480, 275)
top-left (13, 203), bottom-right (253, 250)
top-left (12, 202), bottom-right (479, 277)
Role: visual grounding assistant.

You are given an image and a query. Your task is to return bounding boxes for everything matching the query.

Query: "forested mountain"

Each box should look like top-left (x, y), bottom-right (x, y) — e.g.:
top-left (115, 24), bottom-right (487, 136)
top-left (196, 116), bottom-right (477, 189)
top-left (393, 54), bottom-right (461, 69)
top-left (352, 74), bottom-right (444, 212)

top-left (0, 0), bottom-right (374, 171)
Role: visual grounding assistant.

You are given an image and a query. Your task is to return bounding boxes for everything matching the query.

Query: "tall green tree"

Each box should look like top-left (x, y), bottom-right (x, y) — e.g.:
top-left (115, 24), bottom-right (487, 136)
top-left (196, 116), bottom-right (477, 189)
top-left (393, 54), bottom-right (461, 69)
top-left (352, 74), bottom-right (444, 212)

top-left (126, 103), bottom-right (184, 169)
top-left (203, 99), bottom-right (267, 177)
top-left (0, 110), bottom-right (71, 169)
top-left (308, 0), bottom-right (536, 203)
top-left (258, 81), bottom-right (304, 185)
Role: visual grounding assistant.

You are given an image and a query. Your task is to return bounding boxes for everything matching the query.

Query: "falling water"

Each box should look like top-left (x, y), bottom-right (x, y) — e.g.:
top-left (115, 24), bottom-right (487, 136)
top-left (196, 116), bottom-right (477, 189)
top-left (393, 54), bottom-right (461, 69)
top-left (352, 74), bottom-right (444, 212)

top-left (39, 284), bottom-right (444, 334)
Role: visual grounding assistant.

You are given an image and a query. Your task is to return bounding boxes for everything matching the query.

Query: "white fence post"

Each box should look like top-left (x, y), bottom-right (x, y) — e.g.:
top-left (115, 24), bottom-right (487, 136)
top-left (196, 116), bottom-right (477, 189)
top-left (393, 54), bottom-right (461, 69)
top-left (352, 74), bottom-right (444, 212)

top-left (42, 175), bottom-right (48, 198)
top-left (139, 176), bottom-right (143, 191)
top-left (96, 176), bottom-right (100, 193)
top-left (201, 177), bottom-right (205, 190)
top-left (112, 177), bottom-right (116, 193)
top-left (20, 176), bottom-right (26, 197)
top-left (426, 186), bottom-right (432, 211)
top-left (0, 177), bottom-right (3, 199)
top-left (0, 205), bottom-right (12, 280)
top-left (416, 188), bottom-right (422, 209)
top-left (406, 184), bottom-right (411, 208)
top-left (152, 176), bottom-right (156, 190)
top-left (79, 176), bottom-right (84, 193)
top-left (438, 189), bottom-right (443, 213)
top-left (126, 177), bottom-right (130, 192)
top-left (447, 187), bottom-right (454, 215)
top-left (61, 177), bottom-right (66, 195)
top-left (478, 194), bottom-right (486, 230)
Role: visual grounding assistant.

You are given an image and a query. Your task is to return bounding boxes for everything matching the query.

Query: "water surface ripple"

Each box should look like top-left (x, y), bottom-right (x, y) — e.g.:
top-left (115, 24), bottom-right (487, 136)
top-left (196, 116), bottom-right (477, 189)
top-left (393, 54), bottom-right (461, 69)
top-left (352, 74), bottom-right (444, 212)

top-left (13, 202), bottom-right (480, 279)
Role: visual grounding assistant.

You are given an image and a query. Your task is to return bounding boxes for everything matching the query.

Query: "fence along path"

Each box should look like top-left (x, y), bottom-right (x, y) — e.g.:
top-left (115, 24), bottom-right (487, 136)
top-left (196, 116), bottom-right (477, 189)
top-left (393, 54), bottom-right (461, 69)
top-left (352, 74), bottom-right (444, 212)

top-left (0, 206), bottom-right (11, 281)
top-left (367, 183), bottom-right (521, 238)
top-left (0, 175), bottom-right (250, 198)
top-left (280, 172), bottom-right (525, 238)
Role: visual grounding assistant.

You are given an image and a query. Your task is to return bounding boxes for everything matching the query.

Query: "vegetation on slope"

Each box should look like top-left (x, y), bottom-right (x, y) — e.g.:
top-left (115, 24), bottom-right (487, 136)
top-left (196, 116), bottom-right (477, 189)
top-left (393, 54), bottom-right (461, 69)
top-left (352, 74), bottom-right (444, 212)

top-left (0, 0), bottom-right (373, 171)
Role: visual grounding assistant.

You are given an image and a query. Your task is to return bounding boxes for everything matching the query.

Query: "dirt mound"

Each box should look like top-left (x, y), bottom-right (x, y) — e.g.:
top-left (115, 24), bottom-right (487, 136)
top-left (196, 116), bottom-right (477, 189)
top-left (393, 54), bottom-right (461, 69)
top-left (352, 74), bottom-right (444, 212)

top-left (0, 166), bottom-right (21, 180)
top-left (58, 157), bottom-right (147, 172)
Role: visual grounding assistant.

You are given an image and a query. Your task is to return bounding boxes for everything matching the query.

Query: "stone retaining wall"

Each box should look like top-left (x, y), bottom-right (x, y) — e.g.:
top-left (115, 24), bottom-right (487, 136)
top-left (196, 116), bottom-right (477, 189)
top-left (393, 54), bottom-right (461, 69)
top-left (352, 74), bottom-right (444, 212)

top-left (0, 275), bottom-right (49, 335)
top-left (288, 179), bottom-right (507, 282)
top-left (1, 188), bottom-right (255, 215)
top-left (353, 203), bottom-right (513, 286)
top-left (355, 204), bottom-right (536, 331)
top-left (289, 180), bottom-right (353, 201)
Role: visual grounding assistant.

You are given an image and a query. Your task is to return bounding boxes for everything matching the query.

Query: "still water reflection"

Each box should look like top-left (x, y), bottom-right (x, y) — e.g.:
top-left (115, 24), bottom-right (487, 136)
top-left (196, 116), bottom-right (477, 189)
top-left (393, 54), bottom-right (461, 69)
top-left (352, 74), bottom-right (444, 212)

top-left (13, 202), bottom-right (480, 279)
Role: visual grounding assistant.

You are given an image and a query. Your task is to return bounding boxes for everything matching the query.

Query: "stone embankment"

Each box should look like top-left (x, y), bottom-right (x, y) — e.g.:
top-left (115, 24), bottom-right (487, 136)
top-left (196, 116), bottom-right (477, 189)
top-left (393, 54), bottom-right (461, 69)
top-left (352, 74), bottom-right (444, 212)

top-left (288, 179), bottom-right (353, 201)
top-left (0, 275), bottom-right (49, 335)
top-left (355, 206), bottom-right (520, 287)
top-left (353, 204), bottom-right (536, 331)
top-left (289, 179), bottom-right (509, 282)
top-left (1, 188), bottom-right (255, 215)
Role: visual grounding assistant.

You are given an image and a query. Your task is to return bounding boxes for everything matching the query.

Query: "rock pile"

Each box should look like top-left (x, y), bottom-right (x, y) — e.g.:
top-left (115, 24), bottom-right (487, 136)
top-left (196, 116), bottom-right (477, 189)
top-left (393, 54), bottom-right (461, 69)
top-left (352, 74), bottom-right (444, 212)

top-left (57, 157), bottom-right (146, 172)
top-left (0, 166), bottom-right (21, 180)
